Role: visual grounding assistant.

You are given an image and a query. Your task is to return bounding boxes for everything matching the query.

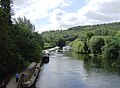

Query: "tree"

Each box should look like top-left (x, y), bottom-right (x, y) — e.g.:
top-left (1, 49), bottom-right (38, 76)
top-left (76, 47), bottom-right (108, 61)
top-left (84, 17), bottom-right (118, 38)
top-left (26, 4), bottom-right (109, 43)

top-left (85, 31), bottom-right (94, 40)
top-left (89, 36), bottom-right (105, 55)
top-left (102, 36), bottom-right (120, 58)
top-left (94, 28), bottom-right (116, 36)
top-left (13, 17), bottom-right (43, 63)
top-left (70, 38), bottom-right (85, 53)
top-left (0, 0), bottom-right (16, 76)
top-left (55, 37), bottom-right (66, 49)
top-left (0, 0), bottom-right (13, 25)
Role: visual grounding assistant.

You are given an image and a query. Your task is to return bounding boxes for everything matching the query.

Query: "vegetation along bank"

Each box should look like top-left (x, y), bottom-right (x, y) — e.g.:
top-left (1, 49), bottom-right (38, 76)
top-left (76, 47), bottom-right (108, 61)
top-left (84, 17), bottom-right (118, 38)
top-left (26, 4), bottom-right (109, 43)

top-left (42, 22), bottom-right (120, 67)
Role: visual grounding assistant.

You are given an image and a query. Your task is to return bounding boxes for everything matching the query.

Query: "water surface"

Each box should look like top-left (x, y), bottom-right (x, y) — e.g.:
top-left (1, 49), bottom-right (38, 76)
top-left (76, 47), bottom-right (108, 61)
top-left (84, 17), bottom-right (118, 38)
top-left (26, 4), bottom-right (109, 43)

top-left (35, 51), bottom-right (120, 88)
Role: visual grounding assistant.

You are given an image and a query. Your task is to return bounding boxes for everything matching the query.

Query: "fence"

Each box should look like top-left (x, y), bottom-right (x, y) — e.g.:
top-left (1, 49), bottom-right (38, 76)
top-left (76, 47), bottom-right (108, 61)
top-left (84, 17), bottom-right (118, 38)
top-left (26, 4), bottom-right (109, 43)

top-left (0, 75), bottom-right (11, 87)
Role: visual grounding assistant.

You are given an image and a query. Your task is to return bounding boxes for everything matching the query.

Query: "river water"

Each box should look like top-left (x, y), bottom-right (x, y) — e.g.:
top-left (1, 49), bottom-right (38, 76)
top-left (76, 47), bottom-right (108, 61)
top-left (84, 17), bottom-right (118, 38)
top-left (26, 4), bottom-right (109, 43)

top-left (35, 51), bottom-right (120, 88)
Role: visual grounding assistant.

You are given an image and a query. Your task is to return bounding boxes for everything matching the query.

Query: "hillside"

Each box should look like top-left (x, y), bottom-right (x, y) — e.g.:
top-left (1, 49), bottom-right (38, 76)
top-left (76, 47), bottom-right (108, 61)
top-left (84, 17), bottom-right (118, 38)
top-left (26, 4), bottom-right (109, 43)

top-left (42, 22), bottom-right (120, 48)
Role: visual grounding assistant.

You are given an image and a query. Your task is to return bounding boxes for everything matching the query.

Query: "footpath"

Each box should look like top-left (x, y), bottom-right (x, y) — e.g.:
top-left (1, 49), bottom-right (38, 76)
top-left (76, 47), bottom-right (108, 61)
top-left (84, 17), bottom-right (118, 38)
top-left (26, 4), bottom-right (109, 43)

top-left (6, 76), bottom-right (17, 88)
top-left (6, 57), bottom-right (44, 88)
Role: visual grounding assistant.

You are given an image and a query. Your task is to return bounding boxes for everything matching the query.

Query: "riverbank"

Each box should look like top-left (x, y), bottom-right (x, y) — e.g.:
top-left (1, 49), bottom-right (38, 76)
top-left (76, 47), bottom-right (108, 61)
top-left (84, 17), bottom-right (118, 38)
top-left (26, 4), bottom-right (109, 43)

top-left (21, 61), bottom-right (41, 88)
top-left (17, 50), bottom-right (50, 88)
top-left (6, 60), bottom-right (42, 88)
top-left (18, 59), bottom-right (43, 88)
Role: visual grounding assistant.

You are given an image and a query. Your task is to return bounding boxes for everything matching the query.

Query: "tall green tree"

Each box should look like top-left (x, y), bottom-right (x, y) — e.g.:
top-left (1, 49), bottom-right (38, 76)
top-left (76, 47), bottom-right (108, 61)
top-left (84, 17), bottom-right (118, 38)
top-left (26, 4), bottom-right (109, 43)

top-left (55, 37), bottom-right (66, 49)
top-left (102, 36), bottom-right (120, 58)
top-left (0, 0), bottom-right (16, 76)
top-left (14, 17), bottom-right (43, 63)
top-left (0, 0), bottom-right (13, 24)
top-left (89, 36), bottom-right (105, 55)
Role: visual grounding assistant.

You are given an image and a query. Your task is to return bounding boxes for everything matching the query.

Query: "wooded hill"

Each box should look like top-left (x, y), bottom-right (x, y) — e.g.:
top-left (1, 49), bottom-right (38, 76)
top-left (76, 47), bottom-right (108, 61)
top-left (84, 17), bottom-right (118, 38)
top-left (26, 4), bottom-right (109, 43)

top-left (42, 22), bottom-right (120, 48)
top-left (42, 22), bottom-right (120, 67)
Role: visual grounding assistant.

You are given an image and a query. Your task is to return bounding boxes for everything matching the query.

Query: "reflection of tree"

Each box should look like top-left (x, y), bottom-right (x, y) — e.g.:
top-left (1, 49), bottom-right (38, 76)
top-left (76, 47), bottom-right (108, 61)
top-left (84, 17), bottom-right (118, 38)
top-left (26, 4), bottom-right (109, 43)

top-left (66, 52), bottom-right (120, 74)
top-left (71, 52), bottom-right (88, 60)
top-left (101, 58), bottom-right (117, 73)
top-left (85, 56), bottom-right (120, 74)
top-left (84, 58), bottom-right (92, 72)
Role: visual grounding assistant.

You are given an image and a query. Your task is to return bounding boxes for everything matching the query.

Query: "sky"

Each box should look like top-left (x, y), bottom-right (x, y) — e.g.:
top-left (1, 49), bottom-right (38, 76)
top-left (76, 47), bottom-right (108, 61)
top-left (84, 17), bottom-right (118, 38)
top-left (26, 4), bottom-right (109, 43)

top-left (13, 0), bottom-right (120, 33)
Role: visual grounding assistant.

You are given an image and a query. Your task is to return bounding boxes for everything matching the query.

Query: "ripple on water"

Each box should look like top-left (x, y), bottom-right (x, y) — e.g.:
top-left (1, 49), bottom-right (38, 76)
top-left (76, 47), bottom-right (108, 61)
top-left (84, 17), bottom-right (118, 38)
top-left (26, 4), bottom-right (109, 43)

top-left (36, 52), bottom-right (120, 88)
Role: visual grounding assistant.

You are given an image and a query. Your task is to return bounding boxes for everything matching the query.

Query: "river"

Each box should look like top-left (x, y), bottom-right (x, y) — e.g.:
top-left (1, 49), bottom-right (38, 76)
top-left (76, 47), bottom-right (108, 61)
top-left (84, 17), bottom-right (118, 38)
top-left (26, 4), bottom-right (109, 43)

top-left (35, 51), bottom-right (120, 88)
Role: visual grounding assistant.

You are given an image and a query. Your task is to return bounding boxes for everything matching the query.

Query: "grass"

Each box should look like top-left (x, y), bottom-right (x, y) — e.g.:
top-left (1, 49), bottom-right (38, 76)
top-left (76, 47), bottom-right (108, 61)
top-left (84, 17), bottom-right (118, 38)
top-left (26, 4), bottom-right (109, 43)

top-left (23, 61), bottom-right (31, 68)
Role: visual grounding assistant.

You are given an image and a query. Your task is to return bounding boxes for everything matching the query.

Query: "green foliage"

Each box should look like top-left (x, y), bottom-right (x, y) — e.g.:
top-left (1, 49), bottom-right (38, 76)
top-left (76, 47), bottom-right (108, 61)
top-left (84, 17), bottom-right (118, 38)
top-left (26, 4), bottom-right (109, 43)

top-left (23, 61), bottom-right (31, 68)
top-left (116, 30), bottom-right (120, 37)
top-left (70, 38), bottom-right (85, 53)
top-left (102, 36), bottom-right (120, 58)
top-left (85, 31), bottom-right (94, 40)
top-left (0, 0), bottom-right (44, 78)
top-left (42, 22), bottom-right (120, 66)
top-left (94, 28), bottom-right (116, 36)
top-left (44, 43), bottom-right (54, 49)
top-left (55, 37), bottom-right (66, 49)
top-left (14, 17), bottom-right (35, 32)
top-left (14, 17), bottom-right (44, 62)
top-left (42, 30), bottom-right (78, 48)
top-left (0, 0), bottom-right (16, 75)
top-left (89, 36), bottom-right (105, 55)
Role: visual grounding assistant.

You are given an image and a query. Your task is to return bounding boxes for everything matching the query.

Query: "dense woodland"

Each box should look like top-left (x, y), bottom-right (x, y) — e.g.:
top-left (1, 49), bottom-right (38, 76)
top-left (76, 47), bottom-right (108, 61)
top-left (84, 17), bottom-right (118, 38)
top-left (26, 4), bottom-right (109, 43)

top-left (0, 0), bottom-right (44, 82)
top-left (42, 22), bottom-right (120, 67)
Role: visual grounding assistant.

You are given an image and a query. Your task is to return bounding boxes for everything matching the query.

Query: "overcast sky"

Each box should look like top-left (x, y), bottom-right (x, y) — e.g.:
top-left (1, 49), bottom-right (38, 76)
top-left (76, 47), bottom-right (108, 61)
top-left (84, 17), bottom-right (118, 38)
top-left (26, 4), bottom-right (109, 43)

top-left (13, 0), bottom-right (120, 33)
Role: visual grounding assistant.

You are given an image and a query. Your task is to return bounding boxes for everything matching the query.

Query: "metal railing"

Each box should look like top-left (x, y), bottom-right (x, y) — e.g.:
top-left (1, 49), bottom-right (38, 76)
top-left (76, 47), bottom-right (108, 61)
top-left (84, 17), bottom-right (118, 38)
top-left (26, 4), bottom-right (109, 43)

top-left (0, 75), bottom-right (11, 87)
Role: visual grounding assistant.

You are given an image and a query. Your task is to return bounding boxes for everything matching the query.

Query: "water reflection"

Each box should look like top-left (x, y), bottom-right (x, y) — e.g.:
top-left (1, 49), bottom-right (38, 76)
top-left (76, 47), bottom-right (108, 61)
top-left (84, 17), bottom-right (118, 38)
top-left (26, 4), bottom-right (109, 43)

top-left (35, 51), bottom-right (120, 88)
top-left (65, 52), bottom-right (120, 75)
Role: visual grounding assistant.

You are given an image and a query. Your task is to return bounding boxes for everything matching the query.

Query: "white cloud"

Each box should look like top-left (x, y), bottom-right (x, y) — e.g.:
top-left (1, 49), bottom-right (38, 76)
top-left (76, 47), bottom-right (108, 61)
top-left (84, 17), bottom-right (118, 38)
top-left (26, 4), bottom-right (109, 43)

top-left (35, 24), bottom-right (51, 33)
top-left (61, 1), bottom-right (72, 8)
top-left (13, 0), bottom-right (66, 20)
top-left (49, 0), bottom-right (120, 30)
top-left (49, 9), bottom-right (65, 27)
top-left (13, 0), bottom-right (74, 32)
top-left (83, 0), bottom-right (120, 23)
top-left (13, 0), bottom-right (26, 5)
top-left (13, 0), bottom-right (120, 32)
